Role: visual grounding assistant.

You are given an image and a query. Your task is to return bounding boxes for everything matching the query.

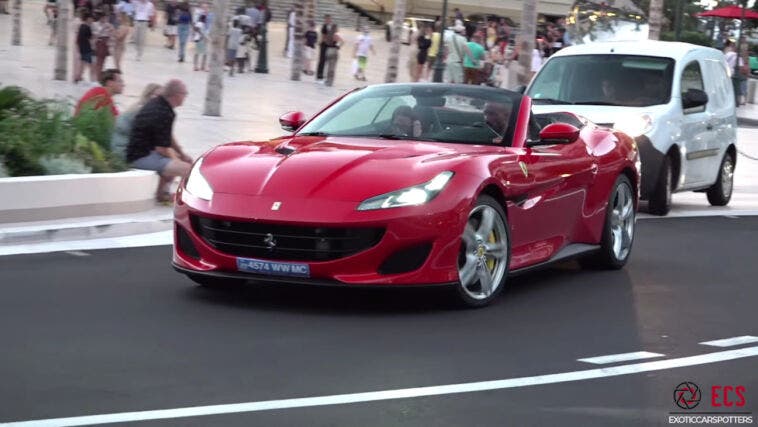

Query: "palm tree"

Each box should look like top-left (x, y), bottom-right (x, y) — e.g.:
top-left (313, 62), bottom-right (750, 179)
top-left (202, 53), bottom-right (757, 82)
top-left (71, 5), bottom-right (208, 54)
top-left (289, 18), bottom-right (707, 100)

top-left (53, 0), bottom-right (69, 80)
top-left (290, 4), bottom-right (303, 80)
top-left (384, 0), bottom-right (407, 83)
top-left (648, 0), bottom-right (663, 40)
top-left (11, 0), bottom-right (21, 46)
top-left (517, 0), bottom-right (538, 86)
top-left (204, 0), bottom-right (229, 117)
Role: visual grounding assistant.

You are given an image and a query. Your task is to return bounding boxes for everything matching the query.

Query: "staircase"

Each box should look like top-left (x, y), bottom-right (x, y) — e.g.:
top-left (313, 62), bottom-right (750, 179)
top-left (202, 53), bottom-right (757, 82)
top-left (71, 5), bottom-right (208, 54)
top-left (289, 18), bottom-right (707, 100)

top-left (264, 0), bottom-right (384, 31)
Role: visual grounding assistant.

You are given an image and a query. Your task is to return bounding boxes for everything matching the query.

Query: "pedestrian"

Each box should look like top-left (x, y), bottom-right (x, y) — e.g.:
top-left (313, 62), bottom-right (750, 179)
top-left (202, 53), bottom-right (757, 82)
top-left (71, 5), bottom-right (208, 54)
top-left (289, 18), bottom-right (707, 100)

top-left (353, 27), bottom-right (375, 81)
top-left (74, 68), bottom-right (124, 118)
top-left (192, 14), bottom-right (208, 71)
top-left (531, 36), bottom-right (546, 80)
top-left (126, 79), bottom-right (193, 203)
top-left (111, 82), bottom-right (161, 159)
top-left (74, 10), bottom-right (95, 83)
top-left (316, 14), bottom-right (337, 82)
top-left (415, 24), bottom-right (432, 82)
top-left (245, 1), bottom-right (260, 48)
top-left (132, 0), bottom-right (154, 60)
top-left (112, 11), bottom-right (130, 69)
top-left (443, 22), bottom-right (472, 84)
top-left (463, 32), bottom-right (486, 84)
top-left (302, 20), bottom-right (317, 75)
top-left (163, 0), bottom-right (177, 49)
top-left (47, 1), bottom-right (59, 46)
top-left (93, 11), bottom-right (115, 82)
top-left (226, 19), bottom-right (243, 76)
top-left (0, 0), bottom-right (8, 14)
top-left (323, 30), bottom-right (343, 86)
top-left (236, 31), bottom-right (251, 73)
top-left (284, 5), bottom-right (295, 57)
top-left (175, 2), bottom-right (192, 62)
top-left (426, 22), bottom-right (441, 78)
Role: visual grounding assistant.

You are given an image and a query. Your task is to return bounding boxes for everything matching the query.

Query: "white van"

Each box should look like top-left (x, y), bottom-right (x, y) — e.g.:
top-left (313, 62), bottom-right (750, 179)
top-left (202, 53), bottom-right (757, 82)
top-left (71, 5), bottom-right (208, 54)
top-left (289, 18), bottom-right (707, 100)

top-left (526, 41), bottom-right (738, 215)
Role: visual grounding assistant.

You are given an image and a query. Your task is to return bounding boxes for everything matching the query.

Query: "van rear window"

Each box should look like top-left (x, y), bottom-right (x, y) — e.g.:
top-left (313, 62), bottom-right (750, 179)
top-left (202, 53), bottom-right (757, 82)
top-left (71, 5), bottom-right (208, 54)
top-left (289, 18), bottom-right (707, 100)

top-left (528, 54), bottom-right (675, 107)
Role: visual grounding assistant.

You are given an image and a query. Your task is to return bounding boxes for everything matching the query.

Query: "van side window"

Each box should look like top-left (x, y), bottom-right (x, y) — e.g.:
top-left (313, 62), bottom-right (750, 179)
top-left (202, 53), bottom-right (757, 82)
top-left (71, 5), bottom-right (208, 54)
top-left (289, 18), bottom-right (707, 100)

top-left (681, 61), bottom-right (706, 114)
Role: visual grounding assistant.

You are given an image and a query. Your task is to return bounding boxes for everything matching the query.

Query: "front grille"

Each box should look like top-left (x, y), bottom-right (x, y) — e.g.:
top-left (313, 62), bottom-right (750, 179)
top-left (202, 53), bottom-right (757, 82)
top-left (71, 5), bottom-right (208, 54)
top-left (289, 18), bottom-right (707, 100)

top-left (191, 215), bottom-right (385, 261)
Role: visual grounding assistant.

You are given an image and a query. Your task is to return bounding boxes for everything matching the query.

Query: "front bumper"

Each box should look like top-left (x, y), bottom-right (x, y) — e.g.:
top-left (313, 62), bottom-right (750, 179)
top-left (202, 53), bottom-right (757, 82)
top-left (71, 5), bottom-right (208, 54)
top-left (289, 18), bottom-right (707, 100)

top-left (172, 188), bottom-right (473, 287)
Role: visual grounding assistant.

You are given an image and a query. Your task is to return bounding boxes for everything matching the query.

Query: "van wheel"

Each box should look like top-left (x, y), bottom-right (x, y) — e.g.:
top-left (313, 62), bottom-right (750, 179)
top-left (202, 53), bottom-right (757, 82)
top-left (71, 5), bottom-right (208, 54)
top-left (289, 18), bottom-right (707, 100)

top-left (706, 153), bottom-right (734, 206)
top-left (648, 156), bottom-right (672, 216)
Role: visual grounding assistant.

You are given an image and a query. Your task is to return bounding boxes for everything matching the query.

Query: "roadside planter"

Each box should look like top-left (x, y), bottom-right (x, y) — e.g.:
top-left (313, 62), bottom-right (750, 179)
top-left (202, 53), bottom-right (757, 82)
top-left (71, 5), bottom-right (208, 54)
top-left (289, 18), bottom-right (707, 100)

top-left (0, 170), bottom-right (158, 223)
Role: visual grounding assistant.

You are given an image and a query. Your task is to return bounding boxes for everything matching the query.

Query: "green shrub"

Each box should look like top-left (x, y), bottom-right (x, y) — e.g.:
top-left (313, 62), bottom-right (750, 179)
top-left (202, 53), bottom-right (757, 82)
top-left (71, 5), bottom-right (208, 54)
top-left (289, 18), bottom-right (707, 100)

top-left (0, 84), bottom-right (127, 177)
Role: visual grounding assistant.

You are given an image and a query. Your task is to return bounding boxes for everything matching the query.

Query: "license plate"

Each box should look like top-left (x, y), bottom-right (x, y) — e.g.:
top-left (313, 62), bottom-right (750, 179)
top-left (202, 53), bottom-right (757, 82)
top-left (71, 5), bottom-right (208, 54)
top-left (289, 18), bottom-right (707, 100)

top-left (236, 257), bottom-right (310, 278)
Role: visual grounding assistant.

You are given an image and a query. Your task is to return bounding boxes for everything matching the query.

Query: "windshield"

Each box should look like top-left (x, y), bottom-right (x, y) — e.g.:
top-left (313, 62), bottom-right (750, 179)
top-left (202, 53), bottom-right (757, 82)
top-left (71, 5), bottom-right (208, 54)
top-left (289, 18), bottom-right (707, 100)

top-left (528, 54), bottom-right (675, 107)
top-left (298, 84), bottom-right (523, 146)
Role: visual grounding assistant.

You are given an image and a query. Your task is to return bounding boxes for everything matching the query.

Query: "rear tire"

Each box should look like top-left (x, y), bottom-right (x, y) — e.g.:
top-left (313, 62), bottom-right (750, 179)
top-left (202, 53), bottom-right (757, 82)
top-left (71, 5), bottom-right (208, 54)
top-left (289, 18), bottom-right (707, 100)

top-left (648, 156), bottom-right (672, 216)
top-left (454, 195), bottom-right (510, 308)
top-left (581, 175), bottom-right (635, 269)
top-left (706, 153), bottom-right (734, 206)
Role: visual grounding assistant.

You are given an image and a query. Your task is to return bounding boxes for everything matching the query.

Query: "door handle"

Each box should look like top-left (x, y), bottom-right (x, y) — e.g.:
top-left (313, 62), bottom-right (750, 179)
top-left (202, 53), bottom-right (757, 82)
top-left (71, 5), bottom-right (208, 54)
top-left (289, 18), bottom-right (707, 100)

top-left (706, 124), bottom-right (714, 131)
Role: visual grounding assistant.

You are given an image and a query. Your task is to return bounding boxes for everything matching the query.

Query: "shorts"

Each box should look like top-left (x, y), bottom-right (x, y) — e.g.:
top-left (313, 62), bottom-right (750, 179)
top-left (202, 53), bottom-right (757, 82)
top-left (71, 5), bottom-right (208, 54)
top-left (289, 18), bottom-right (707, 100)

top-left (357, 55), bottom-right (367, 70)
top-left (164, 24), bottom-right (177, 36)
top-left (227, 48), bottom-right (236, 62)
top-left (130, 151), bottom-right (171, 173)
top-left (79, 49), bottom-right (92, 63)
top-left (195, 39), bottom-right (206, 55)
top-left (305, 45), bottom-right (315, 60)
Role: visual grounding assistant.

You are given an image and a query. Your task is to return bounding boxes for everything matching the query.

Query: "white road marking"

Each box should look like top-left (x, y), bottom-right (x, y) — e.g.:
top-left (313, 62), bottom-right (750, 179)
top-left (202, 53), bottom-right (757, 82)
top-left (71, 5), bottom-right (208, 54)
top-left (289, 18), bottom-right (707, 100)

top-left (2, 346), bottom-right (757, 427)
top-left (577, 351), bottom-right (664, 364)
top-left (699, 335), bottom-right (758, 347)
top-left (0, 231), bottom-right (173, 256)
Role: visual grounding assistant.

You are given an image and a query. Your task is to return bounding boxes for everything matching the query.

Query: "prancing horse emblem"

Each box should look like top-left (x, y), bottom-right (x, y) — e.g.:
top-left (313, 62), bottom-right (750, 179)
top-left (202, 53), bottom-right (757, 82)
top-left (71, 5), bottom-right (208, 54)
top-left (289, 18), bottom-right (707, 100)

top-left (271, 201), bottom-right (282, 211)
top-left (263, 233), bottom-right (277, 250)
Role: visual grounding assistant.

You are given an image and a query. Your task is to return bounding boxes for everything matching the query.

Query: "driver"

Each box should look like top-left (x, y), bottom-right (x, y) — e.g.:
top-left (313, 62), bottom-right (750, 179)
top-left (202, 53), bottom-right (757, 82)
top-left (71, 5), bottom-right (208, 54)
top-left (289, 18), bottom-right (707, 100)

top-left (390, 106), bottom-right (422, 137)
top-left (482, 102), bottom-right (511, 144)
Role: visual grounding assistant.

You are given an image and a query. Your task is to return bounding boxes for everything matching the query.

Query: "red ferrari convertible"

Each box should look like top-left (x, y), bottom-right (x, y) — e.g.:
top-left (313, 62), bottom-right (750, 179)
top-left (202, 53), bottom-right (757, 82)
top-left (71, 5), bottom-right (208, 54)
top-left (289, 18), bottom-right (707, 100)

top-left (173, 84), bottom-right (639, 307)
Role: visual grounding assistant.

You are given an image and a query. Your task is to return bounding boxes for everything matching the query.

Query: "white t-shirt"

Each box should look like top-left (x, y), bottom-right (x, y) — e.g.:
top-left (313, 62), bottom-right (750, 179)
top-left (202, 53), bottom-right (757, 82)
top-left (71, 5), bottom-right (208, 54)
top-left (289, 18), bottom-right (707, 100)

top-left (355, 34), bottom-right (372, 57)
top-left (193, 21), bottom-right (206, 42)
top-left (133, 0), bottom-right (154, 21)
top-left (531, 48), bottom-right (543, 72)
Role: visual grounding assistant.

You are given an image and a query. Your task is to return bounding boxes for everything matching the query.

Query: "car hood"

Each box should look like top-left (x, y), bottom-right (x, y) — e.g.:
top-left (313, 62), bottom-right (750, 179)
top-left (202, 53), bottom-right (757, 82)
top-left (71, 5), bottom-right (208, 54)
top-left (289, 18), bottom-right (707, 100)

top-left (200, 136), bottom-right (509, 202)
top-left (532, 104), bottom-right (668, 127)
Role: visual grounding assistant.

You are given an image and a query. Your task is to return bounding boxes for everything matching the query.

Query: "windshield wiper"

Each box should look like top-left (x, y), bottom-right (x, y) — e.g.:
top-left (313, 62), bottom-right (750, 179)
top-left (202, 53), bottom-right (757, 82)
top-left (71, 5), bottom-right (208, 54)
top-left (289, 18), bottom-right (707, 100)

top-left (532, 98), bottom-right (575, 105)
top-left (297, 131), bottom-right (330, 136)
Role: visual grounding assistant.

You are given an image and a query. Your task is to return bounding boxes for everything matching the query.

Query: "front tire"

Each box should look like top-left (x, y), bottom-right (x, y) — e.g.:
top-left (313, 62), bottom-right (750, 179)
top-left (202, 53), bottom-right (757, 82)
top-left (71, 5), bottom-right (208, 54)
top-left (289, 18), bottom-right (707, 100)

top-left (582, 175), bottom-right (636, 269)
top-left (455, 195), bottom-right (510, 307)
top-left (706, 153), bottom-right (734, 206)
top-left (648, 156), bottom-right (672, 216)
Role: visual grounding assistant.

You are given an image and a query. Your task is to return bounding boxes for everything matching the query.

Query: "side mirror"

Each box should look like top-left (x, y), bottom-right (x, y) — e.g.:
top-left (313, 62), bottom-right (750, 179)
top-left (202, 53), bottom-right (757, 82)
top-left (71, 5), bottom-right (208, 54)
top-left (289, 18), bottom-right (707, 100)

top-left (279, 111), bottom-right (306, 132)
top-left (530, 123), bottom-right (580, 146)
top-left (682, 88), bottom-right (708, 110)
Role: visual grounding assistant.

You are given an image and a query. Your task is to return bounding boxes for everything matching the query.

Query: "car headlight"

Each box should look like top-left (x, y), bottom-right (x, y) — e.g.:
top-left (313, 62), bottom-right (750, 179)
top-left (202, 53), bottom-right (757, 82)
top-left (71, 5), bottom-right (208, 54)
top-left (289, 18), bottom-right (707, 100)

top-left (185, 157), bottom-right (214, 201)
top-left (614, 114), bottom-right (653, 137)
top-left (357, 171), bottom-right (454, 211)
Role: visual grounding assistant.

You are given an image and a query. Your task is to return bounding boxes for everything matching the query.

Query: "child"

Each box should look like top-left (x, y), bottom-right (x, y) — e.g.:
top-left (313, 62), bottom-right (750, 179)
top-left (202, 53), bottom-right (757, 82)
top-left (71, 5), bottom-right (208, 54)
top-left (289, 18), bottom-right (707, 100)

top-left (303, 21), bottom-right (317, 76)
top-left (353, 27), bottom-right (375, 81)
top-left (193, 14), bottom-right (208, 71)
top-left (236, 31), bottom-right (250, 73)
top-left (226, 19), bottom-right (242, 76)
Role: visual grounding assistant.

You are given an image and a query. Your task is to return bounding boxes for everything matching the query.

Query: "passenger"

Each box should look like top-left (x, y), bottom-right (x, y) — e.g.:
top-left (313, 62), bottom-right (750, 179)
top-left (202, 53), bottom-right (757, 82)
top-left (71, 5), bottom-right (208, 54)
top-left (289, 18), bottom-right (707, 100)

top-left (482, 102), bottom-right (511, 144)
top-left (390, 106), bottom-right (422, 137)
top-left (600, 79), bottom-right (619, 103)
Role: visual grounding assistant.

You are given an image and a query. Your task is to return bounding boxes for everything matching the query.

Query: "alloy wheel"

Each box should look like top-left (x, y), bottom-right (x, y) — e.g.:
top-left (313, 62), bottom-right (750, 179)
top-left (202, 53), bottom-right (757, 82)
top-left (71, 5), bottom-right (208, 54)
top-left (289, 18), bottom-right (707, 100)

top-left (457, 205), bottom-right (508, 301)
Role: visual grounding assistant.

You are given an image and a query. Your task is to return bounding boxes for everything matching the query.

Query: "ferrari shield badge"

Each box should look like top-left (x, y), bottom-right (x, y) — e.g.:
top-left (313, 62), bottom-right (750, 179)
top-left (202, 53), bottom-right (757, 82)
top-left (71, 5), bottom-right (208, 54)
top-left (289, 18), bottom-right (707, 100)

top-left (519, 161), bottom-right (528, 178)
top-left (271, 202), bottom-right (282, 211)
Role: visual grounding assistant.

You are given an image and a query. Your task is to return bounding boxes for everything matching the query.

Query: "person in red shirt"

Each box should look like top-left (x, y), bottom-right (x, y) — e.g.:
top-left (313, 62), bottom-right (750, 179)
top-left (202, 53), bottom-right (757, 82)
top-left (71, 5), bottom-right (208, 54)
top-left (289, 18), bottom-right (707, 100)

top-left (74, 68), bottom-right (124, 117)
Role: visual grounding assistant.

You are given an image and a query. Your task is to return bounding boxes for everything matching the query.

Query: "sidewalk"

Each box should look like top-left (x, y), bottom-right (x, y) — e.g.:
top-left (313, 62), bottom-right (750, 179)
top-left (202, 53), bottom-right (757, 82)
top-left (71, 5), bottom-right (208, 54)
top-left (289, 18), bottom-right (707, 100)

top-left (1, 2), bottom-right (757, 254)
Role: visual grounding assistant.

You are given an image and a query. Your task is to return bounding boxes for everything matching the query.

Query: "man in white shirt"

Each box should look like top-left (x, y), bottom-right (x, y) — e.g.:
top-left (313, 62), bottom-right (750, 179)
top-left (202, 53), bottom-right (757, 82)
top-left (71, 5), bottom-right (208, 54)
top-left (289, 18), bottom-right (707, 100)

top-left (443, 23), bottom-right (472, 84)
top-left (133, 0), bottom-right (155, 60)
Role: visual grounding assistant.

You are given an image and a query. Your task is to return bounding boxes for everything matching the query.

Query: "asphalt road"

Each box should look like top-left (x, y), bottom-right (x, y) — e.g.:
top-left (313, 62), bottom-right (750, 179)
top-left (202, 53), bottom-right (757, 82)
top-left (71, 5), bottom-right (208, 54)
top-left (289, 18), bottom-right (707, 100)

top-left (1, 217), bottom-right (757, 426)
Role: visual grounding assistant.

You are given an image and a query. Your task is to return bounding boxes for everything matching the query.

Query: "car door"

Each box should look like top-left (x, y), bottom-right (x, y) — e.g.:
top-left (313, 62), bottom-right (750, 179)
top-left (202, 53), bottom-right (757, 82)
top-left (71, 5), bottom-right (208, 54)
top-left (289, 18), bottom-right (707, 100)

top-left (678, 59), bottom-right (715, 187)
top-left (508, 115), bottom-right (597, 264)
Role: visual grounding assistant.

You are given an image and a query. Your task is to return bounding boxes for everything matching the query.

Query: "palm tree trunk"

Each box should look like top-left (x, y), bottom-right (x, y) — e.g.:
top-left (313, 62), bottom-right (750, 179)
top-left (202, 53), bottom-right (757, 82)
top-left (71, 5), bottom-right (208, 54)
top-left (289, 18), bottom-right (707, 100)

top-left (204, 0), bottom-right (229, 117)
top-left (11, 0), bottom-right (21, 46)
top-left (54, 0), bottom-right (69, 80)
top-left (517, 0), bottom-right (538, 86)
top-left (648, 0), bottom-right (664, 40)
top-left (290, 4), bottom-right (303, 80)
top-left (384, 0), bottom-right (406, 83)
